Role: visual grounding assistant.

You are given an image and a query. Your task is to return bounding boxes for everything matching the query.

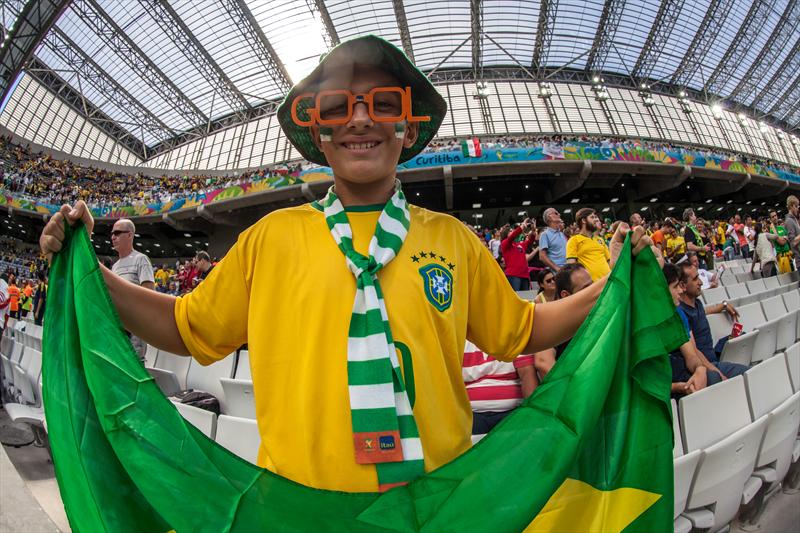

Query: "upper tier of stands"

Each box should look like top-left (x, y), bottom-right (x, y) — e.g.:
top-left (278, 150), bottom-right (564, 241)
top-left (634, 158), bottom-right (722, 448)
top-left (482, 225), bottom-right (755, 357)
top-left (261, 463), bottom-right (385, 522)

top-left (3, 134), bottom-right (798, 219)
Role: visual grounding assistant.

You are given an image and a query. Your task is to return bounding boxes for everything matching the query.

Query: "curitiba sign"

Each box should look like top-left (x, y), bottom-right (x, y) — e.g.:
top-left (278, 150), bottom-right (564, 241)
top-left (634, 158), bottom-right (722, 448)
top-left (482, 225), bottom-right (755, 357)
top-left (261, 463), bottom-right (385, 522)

top-left (2, 142), bottom-right (798, 218)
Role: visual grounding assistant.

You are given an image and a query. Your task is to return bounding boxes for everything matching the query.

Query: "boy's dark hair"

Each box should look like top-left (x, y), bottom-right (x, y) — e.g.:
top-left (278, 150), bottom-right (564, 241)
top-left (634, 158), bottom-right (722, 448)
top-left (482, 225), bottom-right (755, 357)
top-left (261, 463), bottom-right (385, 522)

top-left (662, 262), bottom-right (685, 285)
top-left (555, 263), bottom-right (587, 299)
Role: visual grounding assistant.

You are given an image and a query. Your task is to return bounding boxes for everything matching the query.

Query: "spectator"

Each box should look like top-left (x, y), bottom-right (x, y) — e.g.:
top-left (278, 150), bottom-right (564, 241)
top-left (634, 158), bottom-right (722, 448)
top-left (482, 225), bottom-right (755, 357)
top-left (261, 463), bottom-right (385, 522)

top-left (7, 275), bottom-right (19, 320)
top-left (0, 271), bottom-right (8, 331)
top-left (20, 280), bottom-right (33, 318)
top-left (488, 230), bottom-right (502, 262)
top-left (730, 214), bottom-right (750, 259)
top-left (500, 219), bottom-right (536, 291)
top-left (566, 207), bottom-right (610, 281)
top-left (751, 220), bottom-right (780, 278)
top-left (110, 218), bottom-right (155, 362)
top-left (534, 269), bottom-right (556, 303)
top-left (687, 252), bottom-right (718, 290)
top-left (769, 210), bottom-right (793, 274)
top-left (533, 263), bottom-right (593, 378)
top-left (629, 213), bottom-right (644, 227)
top-left (463, 340), bottom-right (537, 438)
top-left (682, 208), bottom-right (711, 269)
top-left (194, 251), bottom-right (214, 283)
top-left (662, 219), bottom-right (685, 261)
top-left (539, 207), bottom-right (567, 272)
top-left (33, 270), bottom-right (47, 326)
top-left (785, 195), bottom-right (800, 271)
top-left (662, 263), bottom-right (707, 398)
top-left (678, 263), bottom-right (747, 380)
top-left (650, 220), bottom-right (665, 257)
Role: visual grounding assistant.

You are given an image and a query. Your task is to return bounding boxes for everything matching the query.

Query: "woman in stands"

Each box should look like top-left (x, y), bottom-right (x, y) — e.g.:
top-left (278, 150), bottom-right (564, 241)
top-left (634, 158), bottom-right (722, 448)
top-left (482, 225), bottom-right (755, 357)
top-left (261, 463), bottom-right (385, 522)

top-left (534, 269), bottom-right (556, 303)
top-left (751, 219), bottom-right (783, 278)
top-left (39, 35), bottom-right (654, 494)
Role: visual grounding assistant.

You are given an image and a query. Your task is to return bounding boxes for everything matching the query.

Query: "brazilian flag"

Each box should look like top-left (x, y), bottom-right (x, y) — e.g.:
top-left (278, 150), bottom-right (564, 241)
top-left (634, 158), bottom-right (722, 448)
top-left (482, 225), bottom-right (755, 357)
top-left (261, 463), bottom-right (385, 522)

top-left (43, 225), bottom-right (686, 532)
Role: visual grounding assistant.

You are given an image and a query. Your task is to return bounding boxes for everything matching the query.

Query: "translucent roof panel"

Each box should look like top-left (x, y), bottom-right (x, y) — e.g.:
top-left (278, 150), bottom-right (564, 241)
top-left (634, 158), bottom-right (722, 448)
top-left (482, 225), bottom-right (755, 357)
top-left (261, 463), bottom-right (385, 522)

top-left (13, 0), bottom-right (799, 156)
top-left (247, 0), bottom-right (328, 83)
top-left (546, 0), bottom-right (603, 69)
top-left (404, 0), bottom-right (472, 70)
top-left (171, 0), bottom-right (285, 105)
top-left (325, 0), bottom-right (402, 50)
top-left (98, 0), bottom-right (233, 121)
top-left (481, 0), bottom-right (539, 66)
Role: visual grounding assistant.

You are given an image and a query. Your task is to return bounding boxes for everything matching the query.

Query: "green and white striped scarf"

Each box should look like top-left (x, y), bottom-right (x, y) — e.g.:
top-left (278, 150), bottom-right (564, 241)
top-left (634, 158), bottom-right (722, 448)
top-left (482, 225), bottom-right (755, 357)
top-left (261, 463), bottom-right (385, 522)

top-left (314, 180), bottom-right (424, 492)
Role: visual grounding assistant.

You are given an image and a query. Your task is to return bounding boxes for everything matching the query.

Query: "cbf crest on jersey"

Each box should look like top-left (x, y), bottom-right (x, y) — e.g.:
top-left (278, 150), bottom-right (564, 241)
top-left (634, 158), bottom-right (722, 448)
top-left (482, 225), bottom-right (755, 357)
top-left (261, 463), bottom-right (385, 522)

top-left (419, 263), bottom-right (454, 312)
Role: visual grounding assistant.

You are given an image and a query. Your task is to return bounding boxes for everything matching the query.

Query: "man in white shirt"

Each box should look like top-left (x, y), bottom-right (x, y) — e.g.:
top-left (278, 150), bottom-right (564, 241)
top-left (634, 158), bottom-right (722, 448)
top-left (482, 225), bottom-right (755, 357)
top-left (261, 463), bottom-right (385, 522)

top-left (0, 272), bottom-right (9, 333)
top-left (688, 253), bottom-right (718, 290)
top-left (110, 218), bottom-right (155, 361)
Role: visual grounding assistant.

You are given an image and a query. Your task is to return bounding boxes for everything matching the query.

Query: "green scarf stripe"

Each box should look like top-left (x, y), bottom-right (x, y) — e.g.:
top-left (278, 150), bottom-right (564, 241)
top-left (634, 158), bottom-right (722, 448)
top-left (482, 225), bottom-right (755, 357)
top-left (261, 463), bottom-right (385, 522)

top-left (321, 180), bottom-right (423, 490)
top-left (348, 360), bottom-right (396, 386)
top-left (349, 310), bottom-right (390, 337)
top-left (374, 460), bottom-right (426, 486)
top-left (351, 408), bottom-right (406, 433)
top-left (373, 226), bottom-right (405, 254)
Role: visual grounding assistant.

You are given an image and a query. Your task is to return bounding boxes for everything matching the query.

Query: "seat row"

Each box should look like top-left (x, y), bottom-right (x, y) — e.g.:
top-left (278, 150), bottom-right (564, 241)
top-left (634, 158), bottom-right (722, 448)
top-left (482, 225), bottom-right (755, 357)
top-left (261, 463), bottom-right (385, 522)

top-left (705, 289), bottom-right (799, 366)
top-left (672, 348), bottom-right (800, 532)
top-left (701, 270), bottom-right (798, 306)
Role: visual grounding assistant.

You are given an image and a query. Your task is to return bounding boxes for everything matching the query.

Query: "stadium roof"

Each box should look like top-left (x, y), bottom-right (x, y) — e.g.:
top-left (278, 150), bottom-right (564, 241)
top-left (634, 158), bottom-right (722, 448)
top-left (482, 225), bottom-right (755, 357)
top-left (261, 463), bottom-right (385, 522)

top-left (1, 0), bottom-right (798, 160)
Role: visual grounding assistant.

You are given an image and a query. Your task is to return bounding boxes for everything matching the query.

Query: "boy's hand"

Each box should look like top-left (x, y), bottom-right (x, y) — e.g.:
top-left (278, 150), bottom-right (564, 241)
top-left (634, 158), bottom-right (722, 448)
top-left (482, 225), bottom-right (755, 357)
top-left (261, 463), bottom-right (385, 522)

top-left (40, 201), bottom-right (94, 261)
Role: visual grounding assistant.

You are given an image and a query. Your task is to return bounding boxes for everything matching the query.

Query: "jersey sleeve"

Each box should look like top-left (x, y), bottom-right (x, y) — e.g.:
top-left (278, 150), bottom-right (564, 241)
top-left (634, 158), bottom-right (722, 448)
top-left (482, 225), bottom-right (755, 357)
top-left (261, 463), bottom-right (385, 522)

top-left (466, 232), bottom-right (535, 362)
top-left (565, 235), bottom-right (578, 260)
top-left (173, 239), bottom-right (250, 365)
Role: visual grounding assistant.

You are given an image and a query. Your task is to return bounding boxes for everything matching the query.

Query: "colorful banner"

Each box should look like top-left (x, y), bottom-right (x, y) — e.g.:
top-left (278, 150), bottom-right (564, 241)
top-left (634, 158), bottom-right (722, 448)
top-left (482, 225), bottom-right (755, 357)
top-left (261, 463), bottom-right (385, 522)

top-left (2, 142), bottom-right (798, 218)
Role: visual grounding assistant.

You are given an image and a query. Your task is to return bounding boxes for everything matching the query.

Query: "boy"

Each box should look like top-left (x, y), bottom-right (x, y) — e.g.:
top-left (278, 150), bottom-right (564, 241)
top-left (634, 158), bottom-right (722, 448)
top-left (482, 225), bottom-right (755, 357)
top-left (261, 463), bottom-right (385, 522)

top-left (40, 36), bottom-right (651, 493)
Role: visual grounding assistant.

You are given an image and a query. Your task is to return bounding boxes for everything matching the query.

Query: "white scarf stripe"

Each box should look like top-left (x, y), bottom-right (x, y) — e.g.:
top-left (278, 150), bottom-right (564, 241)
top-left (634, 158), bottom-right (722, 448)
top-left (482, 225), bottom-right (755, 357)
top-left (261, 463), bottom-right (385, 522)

top-left (349, 383), bottom-right (398, 410)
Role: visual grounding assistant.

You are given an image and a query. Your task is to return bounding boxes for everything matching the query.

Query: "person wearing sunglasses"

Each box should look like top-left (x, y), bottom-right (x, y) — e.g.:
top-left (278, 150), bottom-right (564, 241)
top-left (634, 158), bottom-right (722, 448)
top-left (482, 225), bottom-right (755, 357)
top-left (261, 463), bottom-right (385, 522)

top-left (534, 269), bottom-right (556, 303)
top-left (39, 35), bottom-right (652, 494)
top-left (110, 218), bottom-right (155, 362)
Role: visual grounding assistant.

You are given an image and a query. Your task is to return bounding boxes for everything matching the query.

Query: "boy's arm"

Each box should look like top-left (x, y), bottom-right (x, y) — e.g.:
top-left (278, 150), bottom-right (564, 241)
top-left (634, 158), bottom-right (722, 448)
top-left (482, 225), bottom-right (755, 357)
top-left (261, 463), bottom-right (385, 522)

top-left (101, 265), bottom-right (189, 356)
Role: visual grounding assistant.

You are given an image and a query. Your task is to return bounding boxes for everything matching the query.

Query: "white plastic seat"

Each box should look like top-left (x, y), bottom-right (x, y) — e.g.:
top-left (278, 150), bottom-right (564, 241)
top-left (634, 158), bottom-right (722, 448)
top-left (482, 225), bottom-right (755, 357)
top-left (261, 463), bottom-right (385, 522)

top-left (719, 329), bottom-right (758, 367)
top-left (144, 344), bottom-right (159, 367)
top-left (147, 367), bottom-right (182, 396)
top-left (744, 357), bottom-right (800, 486)
top-left (728, 265), bottom-right (744, 275)
top-left (12, 348), bottom-right (42, 405)
top-left (726, 282), bottom-right (749, 299)
top-left (674, 451), bottom-right (702, 526)
top-left (738, 302), bottom-right (779, 363)
top-left (702, 286), bottom-right (728, 305)
top-left (782, 289), bottom-right (799, 312)
top-left (735, 272), bottom-right (755, 284)
top-left (184, 353), bottom-right (235, 414)
top-left (154, 350), bottom-right (191, 390)
top-left (6, 381), bottom-right (45, 427)
top-left (215, 415), bottom-right (260, 464)
top-left (787, 344), bottom-right (800, 392)
top-left (762, 276), bottom-right (781, 291)
top-left (174, 402), bottom-right (217, 439)
top-left (706, 312), bottom-right (733, 346)
top-left (219, 379), bottom-right (256, 419)
top-left (775, 311), bottom-right (799, 353)
top-left (679, 377), bottom-right (769, 532)
top-left (777, 272), bottom-right (795, 286)
top-left (745, 278), bottom-right (766, 295)
top-left (761, 294), bottom-right (787, 320)
top-left (235, 349), bottom-right (251, 380)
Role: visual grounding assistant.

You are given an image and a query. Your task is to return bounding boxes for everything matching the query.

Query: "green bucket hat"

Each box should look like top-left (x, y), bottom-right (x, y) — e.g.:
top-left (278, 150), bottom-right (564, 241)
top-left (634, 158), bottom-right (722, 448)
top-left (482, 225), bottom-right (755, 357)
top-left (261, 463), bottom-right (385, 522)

top-left (276, 35), bottom-right (447, 167)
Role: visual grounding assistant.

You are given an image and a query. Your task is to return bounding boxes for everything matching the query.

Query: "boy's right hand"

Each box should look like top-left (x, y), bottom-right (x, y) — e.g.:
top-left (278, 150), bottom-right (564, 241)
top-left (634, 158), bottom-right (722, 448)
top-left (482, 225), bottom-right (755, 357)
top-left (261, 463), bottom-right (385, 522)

top-left (39, 201), bottom-right (94, 260)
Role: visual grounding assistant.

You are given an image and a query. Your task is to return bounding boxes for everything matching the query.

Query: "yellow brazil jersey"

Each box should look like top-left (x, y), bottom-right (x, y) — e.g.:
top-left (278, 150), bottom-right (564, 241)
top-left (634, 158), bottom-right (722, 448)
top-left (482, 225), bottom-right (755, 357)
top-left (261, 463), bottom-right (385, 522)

top-left (174, 203), bottom-right (535, 493)
top-left (565, 233), bottom-right (610, 281)
top-left (666, 235), bottom-right (686, 258)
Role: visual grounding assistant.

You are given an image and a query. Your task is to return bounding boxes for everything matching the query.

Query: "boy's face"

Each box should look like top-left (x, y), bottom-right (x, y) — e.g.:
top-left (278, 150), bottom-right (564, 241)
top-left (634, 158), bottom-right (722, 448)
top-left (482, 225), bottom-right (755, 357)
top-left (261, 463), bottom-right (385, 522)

top-left (311, 66), bottom-right (418, 188)
top-left (668, 279), bottom-right (684, 307)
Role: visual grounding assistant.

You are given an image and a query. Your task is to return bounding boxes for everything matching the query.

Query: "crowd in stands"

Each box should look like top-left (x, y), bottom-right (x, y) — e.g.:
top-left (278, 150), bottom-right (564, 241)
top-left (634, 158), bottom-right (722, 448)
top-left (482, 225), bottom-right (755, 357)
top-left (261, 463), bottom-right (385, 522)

top-left (0, 135), bottom-right (302, 209)
top-left (2, 132), bottom-right (797, 212)
top-left (462, 194), bottom-right (800, 438)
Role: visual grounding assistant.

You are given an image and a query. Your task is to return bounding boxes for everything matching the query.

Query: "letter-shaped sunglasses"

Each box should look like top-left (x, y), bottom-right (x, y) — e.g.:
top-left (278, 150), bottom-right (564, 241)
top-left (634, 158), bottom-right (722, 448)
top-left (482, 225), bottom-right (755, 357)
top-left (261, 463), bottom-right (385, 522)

top-left (291, 86), bottom-right (430, 127)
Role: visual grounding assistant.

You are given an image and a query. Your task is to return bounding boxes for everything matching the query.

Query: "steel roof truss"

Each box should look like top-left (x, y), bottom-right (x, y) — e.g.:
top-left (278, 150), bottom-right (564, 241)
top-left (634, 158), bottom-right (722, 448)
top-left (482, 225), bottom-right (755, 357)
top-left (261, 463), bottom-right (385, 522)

top-left (70, 0), bottom-right (208, 127)
top-left (0, 0), bottom-right (70, 104)
top-left (43, 27), bottom-right (174, 144)
top-left (730, 0), bottom-right (800, 102)
top-left (392, 0), bottom-right (415, 63)
top-left (631, 0), bottom-right (685, 80)
top-left (671, 0), bottom-right (736, 87)
top-left (531, 0), bottom-right (558, 72)
top-left (586, 0), bottom-right (627, 73)
top-left (306, 0), bottom-right (339, 49)
top-left (219, 0), bottom-right (293, 91)
top-left (137, 0), bottom-right (250, 116)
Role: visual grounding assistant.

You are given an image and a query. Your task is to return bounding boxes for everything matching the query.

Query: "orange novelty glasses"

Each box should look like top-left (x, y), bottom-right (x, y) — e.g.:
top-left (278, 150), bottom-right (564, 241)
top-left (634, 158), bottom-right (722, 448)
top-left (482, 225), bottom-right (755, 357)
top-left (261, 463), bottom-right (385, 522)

top-left (291, 86), bottom-right (431, 127)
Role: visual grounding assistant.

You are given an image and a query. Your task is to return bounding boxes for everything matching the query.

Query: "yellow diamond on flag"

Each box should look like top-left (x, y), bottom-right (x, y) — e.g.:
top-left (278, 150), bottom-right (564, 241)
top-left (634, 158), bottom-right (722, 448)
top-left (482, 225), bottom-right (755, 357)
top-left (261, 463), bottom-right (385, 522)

top-left (524, 478), bottom-right (661, 533)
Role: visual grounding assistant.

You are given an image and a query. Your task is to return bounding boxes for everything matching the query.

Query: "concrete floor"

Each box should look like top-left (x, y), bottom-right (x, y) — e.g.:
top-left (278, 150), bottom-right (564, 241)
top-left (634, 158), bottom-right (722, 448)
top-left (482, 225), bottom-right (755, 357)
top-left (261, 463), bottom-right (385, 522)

top-left (1, 407), bottom-right (798, 532)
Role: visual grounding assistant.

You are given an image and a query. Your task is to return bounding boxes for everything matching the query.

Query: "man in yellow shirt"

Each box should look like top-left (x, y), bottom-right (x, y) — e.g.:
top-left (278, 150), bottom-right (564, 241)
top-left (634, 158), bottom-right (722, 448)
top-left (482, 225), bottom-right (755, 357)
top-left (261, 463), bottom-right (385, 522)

top-left (39, 36), bottom-right (653, 494)
top-left (566, 208), bottom-right (610, 281)
top-left (663, 219), bottom-right (686, 260)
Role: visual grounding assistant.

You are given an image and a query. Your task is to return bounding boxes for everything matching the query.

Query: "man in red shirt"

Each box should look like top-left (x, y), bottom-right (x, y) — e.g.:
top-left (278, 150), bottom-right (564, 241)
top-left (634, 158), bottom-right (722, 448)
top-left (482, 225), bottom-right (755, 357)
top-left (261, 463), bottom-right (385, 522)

top-left (500, 219), bottom-right (536, 291)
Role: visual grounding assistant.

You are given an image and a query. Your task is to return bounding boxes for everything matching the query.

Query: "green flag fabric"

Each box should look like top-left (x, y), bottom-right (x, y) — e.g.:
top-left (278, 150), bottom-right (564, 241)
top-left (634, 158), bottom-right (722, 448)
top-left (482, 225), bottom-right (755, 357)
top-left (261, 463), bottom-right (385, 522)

top-left (42, 224), bottom-right (686, 532)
